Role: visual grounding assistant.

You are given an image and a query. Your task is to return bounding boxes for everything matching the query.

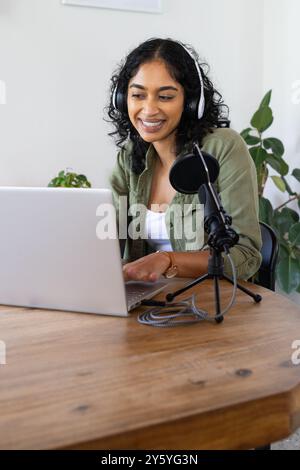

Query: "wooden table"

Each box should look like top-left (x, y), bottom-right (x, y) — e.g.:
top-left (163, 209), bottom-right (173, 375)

top-left (0, 279), bottom-right (300, 450)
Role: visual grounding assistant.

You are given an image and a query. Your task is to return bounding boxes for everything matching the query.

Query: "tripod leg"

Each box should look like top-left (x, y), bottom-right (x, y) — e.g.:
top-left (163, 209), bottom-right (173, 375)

top-left (223, 275), bottom-right (262, 303)
top-left (166, 274), bottom-right (210, 302)
top-left (214, 276), bottom-right (224, 323)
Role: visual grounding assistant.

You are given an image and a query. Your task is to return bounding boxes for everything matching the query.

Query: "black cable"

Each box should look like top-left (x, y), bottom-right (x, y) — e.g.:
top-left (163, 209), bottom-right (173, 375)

top-left (141, 299), bottom-right (166, 307)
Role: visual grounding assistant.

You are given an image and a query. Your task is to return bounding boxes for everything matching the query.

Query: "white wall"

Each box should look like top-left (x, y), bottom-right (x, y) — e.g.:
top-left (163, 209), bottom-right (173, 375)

top-left (263, 0), bottom-right (300, 208)
top-left (0, 0), bottom-right (264, 187)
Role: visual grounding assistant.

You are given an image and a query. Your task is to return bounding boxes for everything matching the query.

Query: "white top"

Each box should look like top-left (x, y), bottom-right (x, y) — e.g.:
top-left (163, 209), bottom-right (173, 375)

top-left (145, 209), bottom-right (173, 252)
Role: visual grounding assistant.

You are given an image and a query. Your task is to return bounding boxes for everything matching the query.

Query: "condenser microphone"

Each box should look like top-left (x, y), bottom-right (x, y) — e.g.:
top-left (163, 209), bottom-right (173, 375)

top-left (169, 145), bottom-right (219, 194)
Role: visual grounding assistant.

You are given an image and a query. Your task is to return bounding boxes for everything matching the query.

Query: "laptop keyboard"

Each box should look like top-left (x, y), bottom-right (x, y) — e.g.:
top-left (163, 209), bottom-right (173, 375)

top-left (125, 281), bottom-right (166, 308)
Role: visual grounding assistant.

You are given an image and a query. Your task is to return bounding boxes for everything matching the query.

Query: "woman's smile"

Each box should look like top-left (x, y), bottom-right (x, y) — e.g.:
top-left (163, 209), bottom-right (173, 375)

top-left (138, 118), bottom-right (166, 133)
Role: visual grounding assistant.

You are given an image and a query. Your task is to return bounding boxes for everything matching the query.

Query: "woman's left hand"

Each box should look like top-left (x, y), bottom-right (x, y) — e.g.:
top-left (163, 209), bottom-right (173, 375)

top-left (123, 252), bottom-right (170, 282)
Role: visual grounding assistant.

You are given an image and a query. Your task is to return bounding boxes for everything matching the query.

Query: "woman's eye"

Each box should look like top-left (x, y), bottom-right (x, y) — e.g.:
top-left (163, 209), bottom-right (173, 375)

top-left (130, 94), bottom-right (174, 101)
top-left (159, 96), bottom-right (174, 101)
top-left (131, 94), bottom-right (145, 99)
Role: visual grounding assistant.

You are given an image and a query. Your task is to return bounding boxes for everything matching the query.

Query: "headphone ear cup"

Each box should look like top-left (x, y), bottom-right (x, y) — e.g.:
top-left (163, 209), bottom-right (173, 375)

top-left (185, 98), bottom-right (199, 119)
top-left (114, 87), bottom-right (127, 114)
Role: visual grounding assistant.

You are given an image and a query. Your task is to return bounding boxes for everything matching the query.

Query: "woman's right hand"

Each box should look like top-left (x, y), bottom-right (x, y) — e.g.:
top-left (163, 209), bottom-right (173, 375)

top-left (123, 252), bottom-right (170, 283)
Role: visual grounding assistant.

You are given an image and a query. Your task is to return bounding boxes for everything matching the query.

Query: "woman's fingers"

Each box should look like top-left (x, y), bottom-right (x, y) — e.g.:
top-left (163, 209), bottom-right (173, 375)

top-left (148, 271), bottom-right (159, 282)
top-left (122, 252), bottom-right (169, 282)
top-left (124, 265), bottom-right (153, 282)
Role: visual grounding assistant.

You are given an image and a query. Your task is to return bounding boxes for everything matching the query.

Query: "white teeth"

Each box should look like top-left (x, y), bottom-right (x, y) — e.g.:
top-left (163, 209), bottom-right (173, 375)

top-left (141, 120), bottom-right (163, 127)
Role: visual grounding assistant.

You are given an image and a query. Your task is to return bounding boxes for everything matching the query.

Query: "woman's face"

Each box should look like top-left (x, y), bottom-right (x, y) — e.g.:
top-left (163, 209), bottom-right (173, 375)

top-left (127, 60), bottom-right (184, 145)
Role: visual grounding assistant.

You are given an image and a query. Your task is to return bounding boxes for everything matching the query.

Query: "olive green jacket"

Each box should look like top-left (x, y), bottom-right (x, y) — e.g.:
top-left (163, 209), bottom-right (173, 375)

top-left (109, 128), bottom-right (262, 280)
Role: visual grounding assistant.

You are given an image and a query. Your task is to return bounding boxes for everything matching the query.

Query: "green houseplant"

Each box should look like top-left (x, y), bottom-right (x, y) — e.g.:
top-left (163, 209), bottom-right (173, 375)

top-left (48, 169), bottom-right (91, 188)
top-left (241, 90), bottom-right (300, 294)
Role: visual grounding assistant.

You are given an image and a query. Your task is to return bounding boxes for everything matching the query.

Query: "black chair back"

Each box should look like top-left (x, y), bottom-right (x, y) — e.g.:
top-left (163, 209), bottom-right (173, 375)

top-left (255, 222), bottom-right (279, 291)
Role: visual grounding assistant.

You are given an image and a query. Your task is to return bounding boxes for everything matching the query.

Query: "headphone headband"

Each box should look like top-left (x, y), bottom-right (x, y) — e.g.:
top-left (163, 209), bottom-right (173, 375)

top-left (179, 43), bottom-right (205, 120)
top-left (112, 83), bottom-right (117, 110)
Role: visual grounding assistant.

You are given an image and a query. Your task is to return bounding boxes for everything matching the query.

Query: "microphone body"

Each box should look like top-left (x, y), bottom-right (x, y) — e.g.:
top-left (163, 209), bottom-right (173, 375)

top-left (198, 185), bottom-right (238, 253)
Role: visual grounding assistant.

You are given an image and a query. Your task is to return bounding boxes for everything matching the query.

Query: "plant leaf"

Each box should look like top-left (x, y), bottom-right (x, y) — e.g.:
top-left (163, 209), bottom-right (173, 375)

top-left (271, 176), bottom-right (286, 192)
top-left (277, 256), bottom-right (300, 293)
top-left (266, 154), bottom-right (289, 176)
top-left (289, 223), bottom-right (300, 248)
top-left (279, 243), bottom-right (289, 260)
top-left (263, 138), bottom-right (285, 158)
top-left (259, 90), bottom-right (272, 108)
top-left (274, 207), bottom-right (299, 240)
top-left (251, 106), bottom-right (273, 132)
top-left (259, 197), bottom-right (274, 225)
top-left (249, 146), bottom-right (269, 167)
top-left (240, 128), bottom-right (252, 140)
top-left (47, 170), bottom-right (91, 188)
top-left (244, 135), bottom-right (261, 146)
top-left (281, 176), bottom-right (296, 196)
top-left (292, 168), bottom-right (300, 182)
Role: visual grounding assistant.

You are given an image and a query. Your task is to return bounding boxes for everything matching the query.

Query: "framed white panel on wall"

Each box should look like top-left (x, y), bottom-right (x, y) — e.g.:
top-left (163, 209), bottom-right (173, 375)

top-left (62, 0), bottom-right (162, 14)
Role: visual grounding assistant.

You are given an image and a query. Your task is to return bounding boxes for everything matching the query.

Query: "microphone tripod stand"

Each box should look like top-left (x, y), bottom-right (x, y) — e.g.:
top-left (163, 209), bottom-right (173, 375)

top-left (166, 240), bottom-right (262, 324)
top-left (166, 143), bottom-right (262, 323)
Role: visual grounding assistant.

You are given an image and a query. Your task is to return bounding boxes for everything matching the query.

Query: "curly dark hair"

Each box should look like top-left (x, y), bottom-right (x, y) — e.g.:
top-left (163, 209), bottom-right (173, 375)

top-left (106, 38), bottom-right (229, 174)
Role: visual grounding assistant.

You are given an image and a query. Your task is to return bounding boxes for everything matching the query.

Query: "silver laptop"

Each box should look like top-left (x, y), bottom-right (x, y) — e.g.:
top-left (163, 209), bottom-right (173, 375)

top-left (0, 187), bottom-right (166, 316)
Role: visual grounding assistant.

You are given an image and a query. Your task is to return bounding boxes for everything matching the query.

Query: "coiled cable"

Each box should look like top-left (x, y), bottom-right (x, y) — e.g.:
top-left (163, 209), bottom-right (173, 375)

top-left (138, 253), bottom-right (237, 327)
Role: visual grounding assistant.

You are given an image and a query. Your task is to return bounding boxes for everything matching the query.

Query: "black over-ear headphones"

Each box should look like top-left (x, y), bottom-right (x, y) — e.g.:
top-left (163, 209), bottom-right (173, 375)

top-left (112, 41), bottom-right (205, 120)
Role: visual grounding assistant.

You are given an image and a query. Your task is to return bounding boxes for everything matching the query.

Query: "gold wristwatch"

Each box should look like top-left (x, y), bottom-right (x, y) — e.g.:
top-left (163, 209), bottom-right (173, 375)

top-left (157, 251), bottom-right (178, 279)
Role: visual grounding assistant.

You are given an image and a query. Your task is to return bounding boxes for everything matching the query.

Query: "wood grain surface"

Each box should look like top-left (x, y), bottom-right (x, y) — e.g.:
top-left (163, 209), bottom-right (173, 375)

top-left (0, 279), bottom-right (299, 450)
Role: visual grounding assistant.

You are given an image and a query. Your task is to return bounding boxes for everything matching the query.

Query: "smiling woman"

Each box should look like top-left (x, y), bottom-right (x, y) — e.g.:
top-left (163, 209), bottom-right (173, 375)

top-left (107, 38), bottom-right (262, 283)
